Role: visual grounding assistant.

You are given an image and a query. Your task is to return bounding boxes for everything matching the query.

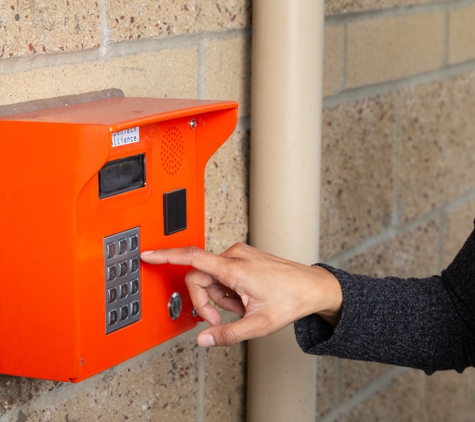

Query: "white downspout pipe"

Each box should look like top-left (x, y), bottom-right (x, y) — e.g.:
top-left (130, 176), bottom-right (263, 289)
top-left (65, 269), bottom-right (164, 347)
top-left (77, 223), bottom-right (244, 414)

top-left (247, 1), bottom-right (324, 421)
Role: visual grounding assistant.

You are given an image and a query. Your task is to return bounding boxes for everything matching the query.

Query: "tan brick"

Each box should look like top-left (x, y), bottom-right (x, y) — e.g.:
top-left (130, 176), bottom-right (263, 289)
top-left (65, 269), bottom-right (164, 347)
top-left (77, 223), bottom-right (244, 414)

top-left (397, 72), bottom-right (475, 224)
top-left (391, 369), bottom-right (428, 422)
top-left (0, 0), bottom-right (100, 58)
top-left (0, 48), bottom-right (198, 106)
top-left (325, 0), bottom-right (435, 16)
top-left (11, 336), bottom-right (199, 421)
top-left (205, 130), bottom-right (250, 255)
top-left (320, 94), bottom-right (396, 260)
top-left (443, 200), bottom-right (475, 268)
top-left (323, 25), bottom-right (345, 97)
top-left (341, 360), bottom-right (391, 401)
top-left (205, 36), bottom-right (251, 117)
top-left (448, 4), bottom-right (475, 64)
top-left (106, 0), bottom-right (251, 42)
top-left (316, 356), bottom-right (339, 418)
top-left (348, 219), bottom-right (440, 279)
top-left (204, 342), bottom-right (246, 422)
top-left (424, 368), bottom-right (475, 422)
top-left (347, 12), bottom-right (445, 88)
top-left (338, 387), bottom-right (391, 422)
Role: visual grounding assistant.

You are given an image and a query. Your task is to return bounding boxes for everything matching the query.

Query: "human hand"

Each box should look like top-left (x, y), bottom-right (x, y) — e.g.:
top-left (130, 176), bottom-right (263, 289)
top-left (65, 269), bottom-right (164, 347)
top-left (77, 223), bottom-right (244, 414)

top-left (140, 243), bottom-right (342, 347)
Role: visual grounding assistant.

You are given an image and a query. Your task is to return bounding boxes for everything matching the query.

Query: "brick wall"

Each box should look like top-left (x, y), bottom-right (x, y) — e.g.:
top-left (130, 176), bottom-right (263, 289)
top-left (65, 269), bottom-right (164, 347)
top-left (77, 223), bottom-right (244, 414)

top-left (0, 1), bottom-right (250, 421)
top-left (318, 0), bottom-right (475, 420)
top-left (1, 0), bottom-right (475, 421)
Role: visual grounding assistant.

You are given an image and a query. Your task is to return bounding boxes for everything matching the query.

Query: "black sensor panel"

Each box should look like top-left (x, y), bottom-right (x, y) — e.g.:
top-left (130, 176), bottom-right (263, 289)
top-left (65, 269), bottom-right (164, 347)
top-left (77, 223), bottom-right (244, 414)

top-left (163, 189), bottom-right (187, 235)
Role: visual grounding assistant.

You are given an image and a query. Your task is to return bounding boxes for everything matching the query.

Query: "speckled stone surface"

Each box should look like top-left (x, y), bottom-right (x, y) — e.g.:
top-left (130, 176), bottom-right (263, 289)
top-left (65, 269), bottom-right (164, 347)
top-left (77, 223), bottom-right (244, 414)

top-left (396, 72), bottom-right (475, 224)
top-left (0, 48), bottom-right (198, 105)
top-left (325, 0), bottom-right (435, 16)
top-left (390, 370), bottom-right (428, 422)
top-left (443, 200), bottom-right (475, 268)
top-left (448, 3), bottom-right (475, 64)
top-left (0, 1), bottom-right (100, 58)
top-left (205, 36), bottom-right (251, 117)
top-left (204, 342), bottom-right (246, 422)
top-left (338, 387), bottom-right (391, 421)
top-left (346, 12), bottom-right (445, 88)
top-left (316, 356), bottom-right (339, 418)
top-left (424, 368), bottom-right (475, 421)
top-left (0, 377), bottom-right (59, 416)
top-left (6, 336), bottom-right (200, 421)
top-left (390, 369), bottom-right (475, 422)
top-left (323, 25), bottom-right (345, 97)
top-left (320, 94), bottom-right (396, 261)
top-left (347, 218), bottom-right (440, 279)
top-left (106, 0), bottom-right (251, 42)
top-left (205, 130), bottom-right (250, 255)
top-left (341, 360), bottom-right (392, 401)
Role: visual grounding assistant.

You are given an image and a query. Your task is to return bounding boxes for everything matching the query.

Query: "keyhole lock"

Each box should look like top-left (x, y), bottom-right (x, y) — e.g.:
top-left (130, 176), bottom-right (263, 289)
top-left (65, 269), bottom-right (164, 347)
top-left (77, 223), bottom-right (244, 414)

top-left (169, 292), bottom-right (182, 320)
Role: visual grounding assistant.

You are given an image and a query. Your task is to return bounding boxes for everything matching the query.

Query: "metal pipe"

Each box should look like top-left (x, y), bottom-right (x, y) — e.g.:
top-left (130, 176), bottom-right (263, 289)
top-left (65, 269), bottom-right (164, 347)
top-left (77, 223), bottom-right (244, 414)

top-left (247, 1), bottom-right (324, 421)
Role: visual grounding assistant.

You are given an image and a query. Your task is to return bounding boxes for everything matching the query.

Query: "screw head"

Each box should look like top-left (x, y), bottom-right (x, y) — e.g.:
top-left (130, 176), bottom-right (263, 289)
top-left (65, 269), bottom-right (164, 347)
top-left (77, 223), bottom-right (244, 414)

top-left (189, 118), bottom-right (197, 130)
top-left (192, 308), bottom-right (198, 318)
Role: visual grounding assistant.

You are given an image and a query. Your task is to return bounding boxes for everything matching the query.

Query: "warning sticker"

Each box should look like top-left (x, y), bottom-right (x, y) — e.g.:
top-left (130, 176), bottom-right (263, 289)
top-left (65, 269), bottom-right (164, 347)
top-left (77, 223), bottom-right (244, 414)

top-left (112, 127), bottom-right (140, 147)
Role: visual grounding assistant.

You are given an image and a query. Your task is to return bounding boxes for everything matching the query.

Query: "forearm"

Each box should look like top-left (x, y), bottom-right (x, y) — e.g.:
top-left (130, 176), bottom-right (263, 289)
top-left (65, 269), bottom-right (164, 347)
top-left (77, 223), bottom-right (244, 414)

top-left (296, 222), bottom-right (475, 374)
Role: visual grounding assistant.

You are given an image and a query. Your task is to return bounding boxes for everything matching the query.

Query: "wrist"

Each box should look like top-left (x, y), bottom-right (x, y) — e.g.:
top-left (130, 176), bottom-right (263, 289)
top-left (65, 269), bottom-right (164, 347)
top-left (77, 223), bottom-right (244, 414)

top-left (307, 265), bottom-right (343, 327)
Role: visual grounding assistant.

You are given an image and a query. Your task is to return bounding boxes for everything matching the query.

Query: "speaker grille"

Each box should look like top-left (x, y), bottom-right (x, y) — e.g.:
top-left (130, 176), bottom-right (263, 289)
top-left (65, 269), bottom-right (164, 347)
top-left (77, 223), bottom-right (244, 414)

top-left (161, 126), bottom-right (184, 175)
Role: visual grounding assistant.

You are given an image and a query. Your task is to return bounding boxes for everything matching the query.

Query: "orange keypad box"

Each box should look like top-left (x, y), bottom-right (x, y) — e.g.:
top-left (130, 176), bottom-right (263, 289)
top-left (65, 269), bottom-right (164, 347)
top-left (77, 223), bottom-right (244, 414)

top-left (0, 97), bottom-right (238, 382)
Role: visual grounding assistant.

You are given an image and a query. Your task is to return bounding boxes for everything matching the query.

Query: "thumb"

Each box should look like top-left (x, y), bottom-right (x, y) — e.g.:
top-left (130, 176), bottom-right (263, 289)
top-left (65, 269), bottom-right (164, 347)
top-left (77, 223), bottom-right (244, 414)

top-left (196, 313), bottom-right (275, 347)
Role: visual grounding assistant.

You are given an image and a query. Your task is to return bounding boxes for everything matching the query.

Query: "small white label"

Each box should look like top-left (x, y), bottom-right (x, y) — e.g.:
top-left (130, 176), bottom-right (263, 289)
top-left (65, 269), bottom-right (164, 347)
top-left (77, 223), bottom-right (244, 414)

top-left (112, 127), bottom-right (140, 147)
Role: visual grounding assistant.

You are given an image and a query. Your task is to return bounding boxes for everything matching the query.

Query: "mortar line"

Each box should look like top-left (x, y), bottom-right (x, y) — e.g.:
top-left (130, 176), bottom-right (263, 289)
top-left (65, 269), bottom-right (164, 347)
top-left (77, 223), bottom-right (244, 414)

top-left (336, 358), bottom-right (342, 414)
top-left (323, 59), bottom-right (475, 109)
top-left (98, 0), bottom-right (111, 59)
top-left (324, 0), bottom-right (472, 25)
top-left (443, 2), bottom-right (450, 66)
top-left (323, 187), bottom-right (475, 267)
top-left (195, 346), bottom-right (207, 422)
top-left (197, 36), bottom-right (207, 100)
top-left (388, 372), bottom-right (394, 422)
top-left (317, 367), bottom-right (408, 422)
top-left (390, 91), bottom-right (401, 227)
top-left (342, 22), bottom-right (348, 91)
top-left (0, 27), bottom-right (251, 76)
top-left (439, 207), bottom-right (448, 274)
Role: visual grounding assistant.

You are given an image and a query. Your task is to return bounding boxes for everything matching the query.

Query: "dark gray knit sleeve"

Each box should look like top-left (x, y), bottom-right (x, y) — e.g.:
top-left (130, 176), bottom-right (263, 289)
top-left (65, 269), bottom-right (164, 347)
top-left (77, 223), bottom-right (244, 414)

top-left (294, 222), bottom-right (475, 374)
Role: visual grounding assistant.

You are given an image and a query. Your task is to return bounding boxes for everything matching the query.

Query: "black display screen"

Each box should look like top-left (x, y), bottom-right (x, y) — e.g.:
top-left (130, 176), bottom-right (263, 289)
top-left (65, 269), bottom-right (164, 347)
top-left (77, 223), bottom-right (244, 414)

top-left (99, 154), bottom-right (145, 199)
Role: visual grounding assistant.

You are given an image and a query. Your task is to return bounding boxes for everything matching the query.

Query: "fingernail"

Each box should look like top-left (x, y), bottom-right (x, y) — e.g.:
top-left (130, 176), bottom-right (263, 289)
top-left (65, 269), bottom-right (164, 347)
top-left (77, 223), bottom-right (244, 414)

top-left (199, 334), bottom-right (215, 347)
top-left (140, 251), bottom-right (154, 257)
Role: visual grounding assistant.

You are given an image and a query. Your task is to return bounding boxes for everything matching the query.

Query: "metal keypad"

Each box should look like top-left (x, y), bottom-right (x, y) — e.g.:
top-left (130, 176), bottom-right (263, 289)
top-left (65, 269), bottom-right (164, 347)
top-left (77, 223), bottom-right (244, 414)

top-left (104, 227), bottom-right (141, 334)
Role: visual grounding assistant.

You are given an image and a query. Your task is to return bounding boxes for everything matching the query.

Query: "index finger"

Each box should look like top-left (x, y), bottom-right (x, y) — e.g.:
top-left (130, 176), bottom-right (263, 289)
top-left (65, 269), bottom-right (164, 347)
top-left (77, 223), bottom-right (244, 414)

top-left (140, 246), bottom-right (227, 279)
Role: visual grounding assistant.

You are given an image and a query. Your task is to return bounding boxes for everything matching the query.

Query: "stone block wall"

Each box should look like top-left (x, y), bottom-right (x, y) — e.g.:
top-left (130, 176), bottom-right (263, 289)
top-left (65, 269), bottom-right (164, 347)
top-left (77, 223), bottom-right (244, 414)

top-left (0, 1), bottom-right (250, 421)
top-left (318, 0), bottom-right (475, 420)
top-left (1, 0), bottom-right (475, 421)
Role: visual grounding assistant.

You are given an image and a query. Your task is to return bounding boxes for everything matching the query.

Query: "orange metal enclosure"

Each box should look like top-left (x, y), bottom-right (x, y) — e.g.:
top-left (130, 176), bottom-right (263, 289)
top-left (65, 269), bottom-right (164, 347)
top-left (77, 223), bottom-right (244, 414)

top-left (0, 97), bottom-right (238, 382)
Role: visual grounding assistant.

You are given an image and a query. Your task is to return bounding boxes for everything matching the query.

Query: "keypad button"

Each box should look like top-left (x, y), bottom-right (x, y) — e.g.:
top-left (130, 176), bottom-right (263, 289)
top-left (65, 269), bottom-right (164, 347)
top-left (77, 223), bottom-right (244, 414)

top-left (109, 310), bottom-right (118, 325)
top-left (106, 242), bottom-right (116, 259)
top-left (118, 238), bottom-right (128, 255)
top-left (119, 283), bottom-right (128, 299)
top-left (130, 279), bottom-right (139, 295)
top-left (130, 257), bottom-right (139, 273)
top-left (107, 265), bottom-right (117, 282)
top-left (119, 261), bottom-right (128, 277)
top-left (108, 287), bottom-right (117, 304)
top-left (120, 305), bottom-right (129, 321)
top-left (104, 228), bottom-right (140, 334)
top-left (131, 301), bottom-right (139, 316)
top-left (129, 235), bottom-right (138, 251)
